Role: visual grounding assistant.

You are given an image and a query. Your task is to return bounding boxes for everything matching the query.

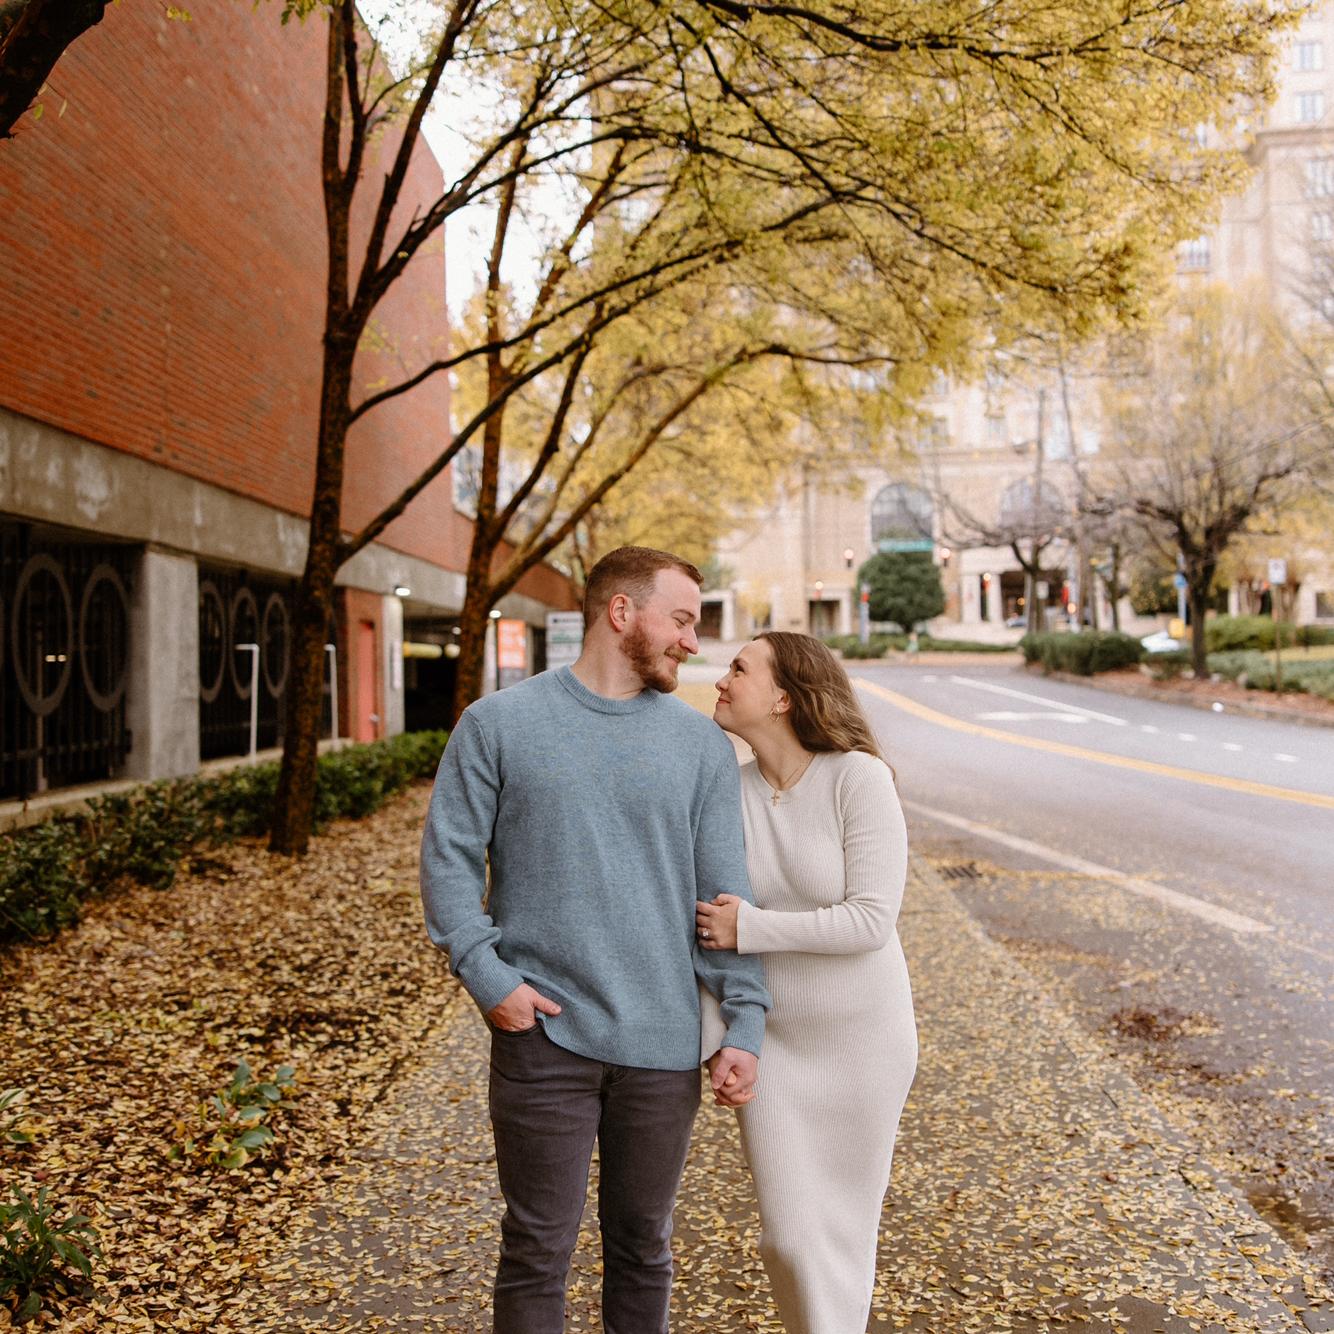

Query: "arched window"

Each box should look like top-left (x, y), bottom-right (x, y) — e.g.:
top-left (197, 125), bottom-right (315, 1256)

top-left (998, 478), bottom-right (1065, 533)
top-left (870, 484), bottom-right (934, 550)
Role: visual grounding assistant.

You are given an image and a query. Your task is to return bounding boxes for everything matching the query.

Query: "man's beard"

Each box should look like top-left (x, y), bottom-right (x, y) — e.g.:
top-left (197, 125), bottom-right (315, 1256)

top-left (622, 621), bottom-right (682, 693)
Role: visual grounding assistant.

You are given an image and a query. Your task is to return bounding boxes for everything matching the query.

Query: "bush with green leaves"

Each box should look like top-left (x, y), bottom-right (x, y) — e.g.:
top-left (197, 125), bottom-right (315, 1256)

top-left (0, 729), bottom-right (449, 948)
top-left (1207, 651), bottom-right (1334, 697)
top-left (1204, 615), bottom-right (1298, 653)
top-left (0, 1185), bottom-right (101, 1324)
top-left (1146, 650), bottom-right (1192, 680)
top-left (0, 1089), bottom-right (34, 1148)
top-left (170, 1059), bottom-right (296, 1170)
top-left (1021, 631), bottom-right (1144, 676)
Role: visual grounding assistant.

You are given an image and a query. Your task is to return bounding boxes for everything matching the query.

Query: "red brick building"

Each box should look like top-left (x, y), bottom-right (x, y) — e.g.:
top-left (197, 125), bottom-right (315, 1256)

top-left (0, 3), bottom-right (574, 802)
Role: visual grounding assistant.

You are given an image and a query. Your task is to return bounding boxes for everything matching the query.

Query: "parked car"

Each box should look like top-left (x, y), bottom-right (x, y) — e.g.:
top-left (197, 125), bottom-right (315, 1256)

top-left (1140, 630), bottom-right (1181, 655)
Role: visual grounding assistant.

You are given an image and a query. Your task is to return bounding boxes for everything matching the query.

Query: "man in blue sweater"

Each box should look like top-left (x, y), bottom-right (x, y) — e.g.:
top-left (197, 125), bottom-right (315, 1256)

top-left (420, 545), bottom-right (769, 1334)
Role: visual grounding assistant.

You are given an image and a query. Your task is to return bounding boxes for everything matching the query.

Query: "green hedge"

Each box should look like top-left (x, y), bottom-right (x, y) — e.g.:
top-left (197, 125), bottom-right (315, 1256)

top-left (1204, 615), bottom-right (1299, 653)
top-left (0, 730), bottom-right (449, 948)
top-left (1206, 651), bottom-right (1334, 699)
top-left (824, 633), bottom-right (1017, 658)
top-left (1020, 630), bottom-right (1144, 676)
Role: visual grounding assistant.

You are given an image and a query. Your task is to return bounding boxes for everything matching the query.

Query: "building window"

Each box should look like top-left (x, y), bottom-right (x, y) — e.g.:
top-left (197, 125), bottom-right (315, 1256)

top-left (1297, 91), bottom-right (1326, 124)
top-left (1306, 157), bottom-right (1334, 197)
top-left (998, 478), bottom-right (1065, 534)
top-left (919, 417), bottom-right (949, 450)
top-left (870, 484), bottom-right (934, 551)
top-left (986, 413), bottom-right (1007, 446)
top-left (1296, 40), bottom-right (1324, 72)
top-left (1178, 236), bottom-right (1211, 271)
top-left (1313, 212), bottom-right (1334, 243)
top-left (1315, 590), bottom-right (1334, 618)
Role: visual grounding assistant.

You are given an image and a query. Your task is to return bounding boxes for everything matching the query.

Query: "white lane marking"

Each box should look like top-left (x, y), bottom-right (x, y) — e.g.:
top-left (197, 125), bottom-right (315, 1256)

top-left (1223, 743), bottom-right (1244, 752)
top-left (1274, 753), bottom-right (1298, 763)
top-left (948, 675), bottom-right (1128, 726)
top-left (1140, 725), bottom-right (1160, 734)
top-left (1177, 733), bottom-right (1197, 742)
top-left (922, 674), bottom-right (938, 682)
top-left (975, 711), bottom-right (1087, 723)
top-left (903, 799), bottom-right (1273, 936)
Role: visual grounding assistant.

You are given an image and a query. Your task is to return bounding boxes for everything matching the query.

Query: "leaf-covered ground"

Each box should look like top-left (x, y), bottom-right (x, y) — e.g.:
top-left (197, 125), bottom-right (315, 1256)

top-left (2, 781), bottom-right (1328, 1331)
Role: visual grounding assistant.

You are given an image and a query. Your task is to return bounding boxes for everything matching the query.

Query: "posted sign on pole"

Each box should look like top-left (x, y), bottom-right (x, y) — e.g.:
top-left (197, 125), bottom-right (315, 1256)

top-left (496, 618), bottom-right (528, 689)
top-left (1267, 558), bottom-right (1288, 587)
top-left (545, 611), bottom-right (584, 671)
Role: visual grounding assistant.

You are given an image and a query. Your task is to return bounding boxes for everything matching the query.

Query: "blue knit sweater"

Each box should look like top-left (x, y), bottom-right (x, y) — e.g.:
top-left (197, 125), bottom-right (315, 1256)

top-left (419, 666), bottom-right (770, 1070)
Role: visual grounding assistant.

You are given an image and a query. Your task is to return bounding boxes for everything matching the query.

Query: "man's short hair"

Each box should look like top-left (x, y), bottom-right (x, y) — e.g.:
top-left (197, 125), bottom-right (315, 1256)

top-left (582, 546), bottom-right (703, 630)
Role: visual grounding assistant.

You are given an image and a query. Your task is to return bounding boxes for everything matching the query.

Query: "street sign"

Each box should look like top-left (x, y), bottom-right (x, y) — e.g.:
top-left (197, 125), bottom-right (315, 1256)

top-left (1172, 572), bottom-right (1188, 591)
top-left (497, 619), bottom-right (527, 671)
top-left (1268, 558), bottom-right (1287, 586)
top-left (876, 539), bottom-right (934, 554)
top-left (545, 611), bottom-right (584, 670)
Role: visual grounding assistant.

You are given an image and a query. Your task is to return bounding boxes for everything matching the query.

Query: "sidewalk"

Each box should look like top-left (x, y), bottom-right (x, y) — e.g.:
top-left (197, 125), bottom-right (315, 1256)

top-left (253, 862), bottom-right (1327, 1333)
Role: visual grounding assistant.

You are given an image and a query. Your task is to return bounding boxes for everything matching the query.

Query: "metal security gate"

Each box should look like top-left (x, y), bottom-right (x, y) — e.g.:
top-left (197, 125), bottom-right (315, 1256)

top-left (198, 565), bottom-right (294, 760)
top-left (1, 520), bottom-right (134, 800)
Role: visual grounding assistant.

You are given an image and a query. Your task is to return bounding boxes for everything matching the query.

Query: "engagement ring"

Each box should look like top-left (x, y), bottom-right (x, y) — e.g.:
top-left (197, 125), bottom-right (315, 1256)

top-left (701, 928), bottom-right (711, 939)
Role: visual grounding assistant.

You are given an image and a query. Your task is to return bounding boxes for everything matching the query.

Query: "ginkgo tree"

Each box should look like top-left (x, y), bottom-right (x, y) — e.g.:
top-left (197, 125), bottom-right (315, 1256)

top-left (268, 0), bottom-right (1305, 853)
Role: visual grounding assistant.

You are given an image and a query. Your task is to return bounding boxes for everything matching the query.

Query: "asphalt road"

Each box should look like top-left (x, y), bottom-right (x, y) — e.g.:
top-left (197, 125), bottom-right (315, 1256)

top-left (851, 660), bottom-right (1334, 1288)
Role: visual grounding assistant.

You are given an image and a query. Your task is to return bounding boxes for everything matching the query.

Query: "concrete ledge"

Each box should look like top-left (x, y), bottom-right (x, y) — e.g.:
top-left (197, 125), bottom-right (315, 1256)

top-left (0, 738), bottom-right (352, 833)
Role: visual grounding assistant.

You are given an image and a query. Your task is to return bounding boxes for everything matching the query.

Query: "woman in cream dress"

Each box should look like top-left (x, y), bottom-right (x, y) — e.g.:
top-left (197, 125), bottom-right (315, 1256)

top-left (697, 631), bottom-right (916, 1334)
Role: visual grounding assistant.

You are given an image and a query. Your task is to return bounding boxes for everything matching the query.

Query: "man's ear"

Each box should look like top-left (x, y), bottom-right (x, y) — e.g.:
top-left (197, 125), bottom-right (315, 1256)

top-left (608, 592), bottom-right (633, 632)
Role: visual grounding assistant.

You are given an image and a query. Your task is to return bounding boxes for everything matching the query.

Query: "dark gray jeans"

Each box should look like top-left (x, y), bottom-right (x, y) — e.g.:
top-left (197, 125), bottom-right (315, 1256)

top-left (487, 1023), bottom-right (701, 1334)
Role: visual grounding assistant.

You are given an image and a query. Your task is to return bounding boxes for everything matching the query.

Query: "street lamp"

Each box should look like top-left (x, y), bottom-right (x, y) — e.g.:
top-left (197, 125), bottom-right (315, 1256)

top-left (843, 547), bottom-right (855, 569)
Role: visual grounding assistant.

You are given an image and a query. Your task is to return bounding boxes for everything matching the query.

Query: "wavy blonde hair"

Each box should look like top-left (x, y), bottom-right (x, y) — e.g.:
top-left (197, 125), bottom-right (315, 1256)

top-left (758, 631), bottom-right (890, 769)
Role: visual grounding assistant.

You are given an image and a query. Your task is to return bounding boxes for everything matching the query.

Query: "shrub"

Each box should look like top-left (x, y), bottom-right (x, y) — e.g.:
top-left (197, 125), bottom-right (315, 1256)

top-left (1206, 650), bottom-right (1334, 698)
top-left (857, 552), bottom-right (945, 632)
top-left (1297, 624), bottom-right (1334, 647)
top-left (1146, 651), bottom-right (1191, 680)
top-left (916, 636), bottom-right (1017, 653)
top-left (1204, 615), bottom-right (1298, 653)
top-left (823, 634), bottom-right (903, 659)
top-left (0, 730), bottom-right (449, 949)
top-left (170, 1059), bottom-right (296, 1170)
top-left (0, 1185), bottom-right (101, 1324)
top-left (1022, 631), bottom-right (1143, 676)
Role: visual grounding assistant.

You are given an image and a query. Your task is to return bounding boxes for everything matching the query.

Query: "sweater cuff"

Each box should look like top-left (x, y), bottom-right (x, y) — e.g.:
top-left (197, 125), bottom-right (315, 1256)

top-left (721, 1002), bottom-right (766, 1059)
top-left (458, 950), bottom-right (528, 1015)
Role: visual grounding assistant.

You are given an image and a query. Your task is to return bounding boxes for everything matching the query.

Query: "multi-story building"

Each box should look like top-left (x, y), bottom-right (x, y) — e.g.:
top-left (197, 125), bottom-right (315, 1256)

top-left (0, 4), bottom-right (575, 810)
top-left (716, 11), bottom-right (1334, 641)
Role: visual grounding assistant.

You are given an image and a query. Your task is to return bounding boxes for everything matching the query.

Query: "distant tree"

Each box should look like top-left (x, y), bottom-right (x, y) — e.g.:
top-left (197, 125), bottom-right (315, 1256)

top-left (859, 552), bottom-right (945, 634)
top-left (1091, 287), bottom-right (1333, 673)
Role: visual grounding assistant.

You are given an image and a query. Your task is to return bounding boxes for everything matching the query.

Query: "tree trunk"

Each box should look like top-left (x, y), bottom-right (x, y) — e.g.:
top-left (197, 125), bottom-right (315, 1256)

top-left (1109, 544), bottom-right (1121, 632)
top-left (1188, 583), bottom-right (1210, 676)
top-left (452, 583), bottom-right (493, 720)
top-left (0, 0), bottom-right (107, 139)
top-left (270, 346), bottom-right (355, 855)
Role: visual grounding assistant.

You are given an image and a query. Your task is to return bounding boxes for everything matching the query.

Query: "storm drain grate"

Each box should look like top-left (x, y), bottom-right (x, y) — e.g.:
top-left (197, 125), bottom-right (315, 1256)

top-left (938, 862), bottom-right (981, 881)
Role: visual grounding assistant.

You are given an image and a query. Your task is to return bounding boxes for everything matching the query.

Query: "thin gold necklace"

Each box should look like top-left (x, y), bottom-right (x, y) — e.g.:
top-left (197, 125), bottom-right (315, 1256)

top-left (767, 752), bottom-right (813, 806)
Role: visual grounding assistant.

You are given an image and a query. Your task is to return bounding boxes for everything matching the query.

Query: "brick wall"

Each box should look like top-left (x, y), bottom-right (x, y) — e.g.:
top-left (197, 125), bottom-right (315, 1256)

top-left (0, 2), bottom-right (574, 610)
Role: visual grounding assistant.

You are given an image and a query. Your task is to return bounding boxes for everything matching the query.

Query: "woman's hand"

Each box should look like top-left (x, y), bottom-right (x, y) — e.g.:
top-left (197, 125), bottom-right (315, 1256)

top-left (696, 894), bottom-right (741, 950)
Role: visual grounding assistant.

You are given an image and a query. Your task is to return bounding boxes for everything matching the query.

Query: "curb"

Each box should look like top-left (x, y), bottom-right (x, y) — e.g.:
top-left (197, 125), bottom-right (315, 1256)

top-left (1032, 668), bottom-right (1334, 731)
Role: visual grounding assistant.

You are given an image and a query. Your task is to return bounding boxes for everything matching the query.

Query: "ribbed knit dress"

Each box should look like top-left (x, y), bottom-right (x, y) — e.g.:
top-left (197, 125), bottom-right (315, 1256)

top-left (710, 748), bottom-right (916, 1334)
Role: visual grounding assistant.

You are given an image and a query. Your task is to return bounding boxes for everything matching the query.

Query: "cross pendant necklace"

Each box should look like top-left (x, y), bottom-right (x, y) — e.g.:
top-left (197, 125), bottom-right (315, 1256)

top-left (768, 753), bottom-right (813, 805)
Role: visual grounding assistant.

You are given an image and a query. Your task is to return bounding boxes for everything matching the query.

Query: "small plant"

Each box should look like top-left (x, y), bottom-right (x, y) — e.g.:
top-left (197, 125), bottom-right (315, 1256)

top-left (171, 1059), bottom-right (296, 1169)
top-left (0, 1184), bottom-right (101, 1323)
top-left (0, 1088), bottom-right (36, 1147)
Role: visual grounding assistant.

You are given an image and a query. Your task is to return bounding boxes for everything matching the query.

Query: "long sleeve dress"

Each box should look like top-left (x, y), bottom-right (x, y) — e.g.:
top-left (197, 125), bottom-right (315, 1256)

top-left (719, 748), bottom-right (916, 1334)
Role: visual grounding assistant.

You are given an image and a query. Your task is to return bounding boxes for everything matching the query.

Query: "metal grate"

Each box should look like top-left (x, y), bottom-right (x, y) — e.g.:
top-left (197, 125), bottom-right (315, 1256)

top-left (938, 862), bottom-right (981, 881)
top-left (198, 564), bottom-right (296, 760)
top-left (1, 519), bottom-right (135, 800)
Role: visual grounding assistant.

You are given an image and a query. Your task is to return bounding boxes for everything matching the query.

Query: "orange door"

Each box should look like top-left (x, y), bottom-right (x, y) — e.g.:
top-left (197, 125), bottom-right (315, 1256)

top-left (355, 620), bottom-right (379, 741)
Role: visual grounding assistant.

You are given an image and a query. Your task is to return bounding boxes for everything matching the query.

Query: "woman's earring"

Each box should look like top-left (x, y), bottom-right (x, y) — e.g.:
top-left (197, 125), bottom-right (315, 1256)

top-left (769, 700), bottom-right (783, 721)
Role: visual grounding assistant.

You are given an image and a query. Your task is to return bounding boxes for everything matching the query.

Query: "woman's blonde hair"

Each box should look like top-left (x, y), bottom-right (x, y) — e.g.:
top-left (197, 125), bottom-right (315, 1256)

top-left (757, 631), bottom-right (889, 768)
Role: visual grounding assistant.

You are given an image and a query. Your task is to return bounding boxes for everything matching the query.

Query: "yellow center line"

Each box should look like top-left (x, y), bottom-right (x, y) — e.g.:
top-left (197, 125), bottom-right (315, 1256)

top-left (853, 677), bottom-right (1334, 813)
